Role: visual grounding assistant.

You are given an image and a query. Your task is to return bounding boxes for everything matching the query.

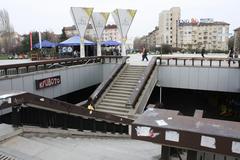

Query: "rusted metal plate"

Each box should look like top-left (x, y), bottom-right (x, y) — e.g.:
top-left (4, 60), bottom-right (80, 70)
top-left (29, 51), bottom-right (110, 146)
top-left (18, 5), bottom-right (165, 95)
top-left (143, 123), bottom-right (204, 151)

top-left (132, 108), bottom-right (240, 157)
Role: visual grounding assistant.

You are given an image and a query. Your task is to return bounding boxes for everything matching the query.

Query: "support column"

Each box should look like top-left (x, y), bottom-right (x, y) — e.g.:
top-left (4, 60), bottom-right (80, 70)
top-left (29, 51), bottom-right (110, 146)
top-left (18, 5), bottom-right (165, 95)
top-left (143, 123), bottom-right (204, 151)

top-left (80, 38), bottom-right (85, 57)
top-left (97, 40), bottom-right (102, 57)
top-left (11, 105), bottom-right (21, 127)
top-left (187, 150), bottom-right (198, 160)
top-left (160, 145), bottom-right (170, 160)
top-left (159, 86), bottom-right (162, 104)
top-left (121, 40), bottom-right (126, 56)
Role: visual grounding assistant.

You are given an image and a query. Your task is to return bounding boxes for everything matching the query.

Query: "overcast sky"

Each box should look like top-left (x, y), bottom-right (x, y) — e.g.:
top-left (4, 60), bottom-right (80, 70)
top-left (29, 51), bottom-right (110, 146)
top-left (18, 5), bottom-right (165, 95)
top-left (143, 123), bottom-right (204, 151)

top-left (1, 0), bottom-right (240, 38)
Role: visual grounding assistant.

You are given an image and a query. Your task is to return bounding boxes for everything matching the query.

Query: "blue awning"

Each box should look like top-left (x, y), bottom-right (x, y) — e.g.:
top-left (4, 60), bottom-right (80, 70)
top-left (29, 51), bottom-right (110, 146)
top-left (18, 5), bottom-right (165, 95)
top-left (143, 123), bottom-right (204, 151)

top-left (101, 40), bottom-right (121, 47)
top-left (58, 36), bottom-right (95, 47)
top-left (33, 40), bottom-right (58, 48)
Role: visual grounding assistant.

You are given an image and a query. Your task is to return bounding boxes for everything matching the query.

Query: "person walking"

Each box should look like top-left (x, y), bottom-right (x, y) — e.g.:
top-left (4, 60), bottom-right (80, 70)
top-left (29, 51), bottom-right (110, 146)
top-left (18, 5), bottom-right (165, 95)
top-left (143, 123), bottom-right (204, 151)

top-left (228, 48), bottom-right (235, 65)
top-left (201, 47), bottom-right (205, 58)
top-left (142, 47), bottom-right (149, 61)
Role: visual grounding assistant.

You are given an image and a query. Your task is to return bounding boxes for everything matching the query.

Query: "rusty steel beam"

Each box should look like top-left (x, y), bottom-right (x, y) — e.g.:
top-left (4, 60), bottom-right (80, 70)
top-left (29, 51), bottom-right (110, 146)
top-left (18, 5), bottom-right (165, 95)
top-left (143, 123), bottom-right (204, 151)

top-left (131, 108), bottom-right (240, 158)
top-left (0, 92), bottom-right (133, 125)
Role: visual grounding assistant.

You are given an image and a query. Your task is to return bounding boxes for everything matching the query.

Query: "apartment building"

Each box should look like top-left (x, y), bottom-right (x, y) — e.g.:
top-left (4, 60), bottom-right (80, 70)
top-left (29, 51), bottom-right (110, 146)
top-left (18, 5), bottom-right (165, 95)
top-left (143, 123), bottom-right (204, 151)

top-left (146, 27), bottom-right (159, 50)
top-left (102, 24), bottom-right (121, 41)
top-left (62, 25), bottom-right (96, 40)
top-left (157, 7), bottom-right (181, 47)
top-left (63, 24), bottom-right (121, 42)
top-left (178, 19), bottom-right (229, 51)
top-left (234, 27), bottom-right (240, 53)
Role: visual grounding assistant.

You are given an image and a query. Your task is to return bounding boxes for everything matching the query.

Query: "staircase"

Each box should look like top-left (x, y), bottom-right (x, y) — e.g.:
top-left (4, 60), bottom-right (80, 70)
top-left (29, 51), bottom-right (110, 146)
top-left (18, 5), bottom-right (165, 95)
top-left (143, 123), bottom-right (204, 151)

top-left (95, 65), bottom-right (146, 116)
top-left (0, 152), bottom-right (16, 160)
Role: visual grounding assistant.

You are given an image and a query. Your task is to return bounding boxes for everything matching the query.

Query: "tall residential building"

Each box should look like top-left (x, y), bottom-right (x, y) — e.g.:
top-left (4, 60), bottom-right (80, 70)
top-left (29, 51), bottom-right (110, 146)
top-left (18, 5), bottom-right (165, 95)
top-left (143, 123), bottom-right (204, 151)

top-left (157, 7), bottom-right (181, 47)
top-left (178, 20), bottom-right (229, 51)
top-left (146, 27), bottom-right (159, 50)
top-left (234, 27), bottom-right (240, 53)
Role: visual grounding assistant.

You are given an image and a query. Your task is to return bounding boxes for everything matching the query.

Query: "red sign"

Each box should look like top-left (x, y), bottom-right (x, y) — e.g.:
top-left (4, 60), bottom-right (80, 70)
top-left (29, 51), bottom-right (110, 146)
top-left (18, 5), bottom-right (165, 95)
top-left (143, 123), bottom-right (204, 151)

top-left (35, 76), bottom-right (61, 90)
top-left (30, 32), bottom-right (32, 51)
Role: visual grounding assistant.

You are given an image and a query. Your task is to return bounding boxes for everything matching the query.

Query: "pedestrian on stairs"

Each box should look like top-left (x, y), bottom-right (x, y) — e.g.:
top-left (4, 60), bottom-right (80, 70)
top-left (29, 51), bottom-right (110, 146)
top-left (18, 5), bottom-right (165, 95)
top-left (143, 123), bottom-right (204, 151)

top-left (142, 47), bottom-right (149, 61)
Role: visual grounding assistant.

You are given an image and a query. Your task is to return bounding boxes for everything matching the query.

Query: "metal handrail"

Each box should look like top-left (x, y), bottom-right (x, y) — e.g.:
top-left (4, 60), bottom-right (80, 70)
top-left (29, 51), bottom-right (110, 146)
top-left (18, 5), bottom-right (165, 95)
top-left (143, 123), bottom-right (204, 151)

top-left (0, 56), bottom-right (125, 76)
top-left (157, 56), bottom-right (240, 68)
top-left (5, 92), bottom-right (133, 125)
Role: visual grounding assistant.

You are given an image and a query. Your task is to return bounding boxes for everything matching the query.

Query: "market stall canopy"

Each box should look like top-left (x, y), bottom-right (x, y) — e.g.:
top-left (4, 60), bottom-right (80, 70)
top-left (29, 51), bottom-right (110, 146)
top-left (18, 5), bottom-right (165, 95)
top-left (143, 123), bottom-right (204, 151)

top-left (101, 40), bottom-right (121, 47)
top-left (58, 36), bottom-right (95, 47)
top-left (33, 40), bottom-right (58, 48)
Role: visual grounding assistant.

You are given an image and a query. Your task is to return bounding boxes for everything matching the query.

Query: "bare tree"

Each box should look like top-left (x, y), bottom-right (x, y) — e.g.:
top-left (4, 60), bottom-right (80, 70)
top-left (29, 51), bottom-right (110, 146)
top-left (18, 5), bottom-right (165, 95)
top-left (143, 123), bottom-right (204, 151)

top-left (0, 9), bottom-right (14, 54)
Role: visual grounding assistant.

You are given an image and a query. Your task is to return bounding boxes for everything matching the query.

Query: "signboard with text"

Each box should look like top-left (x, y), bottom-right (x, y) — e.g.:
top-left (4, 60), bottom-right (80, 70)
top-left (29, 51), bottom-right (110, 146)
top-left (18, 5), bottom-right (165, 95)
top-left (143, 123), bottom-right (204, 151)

top-left (35, 76), bottom-right (61, 90)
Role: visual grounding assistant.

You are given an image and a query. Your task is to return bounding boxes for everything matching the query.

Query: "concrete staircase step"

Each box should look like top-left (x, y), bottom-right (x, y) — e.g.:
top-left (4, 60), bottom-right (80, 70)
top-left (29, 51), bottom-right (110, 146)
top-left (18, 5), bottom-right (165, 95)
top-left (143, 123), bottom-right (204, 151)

top-left (110, 87), bottom-right (133, 92)
top-left (96, 108), bottom-right (129, 116)
top-left (121, 73), bottom-right (142, 76)
top-left (104, 95), bottom-right (129, 101)
top-left (99, 102), bottom-right (126, 108)
top-left (116, 79), bottom-right (139, 83)
top-left (114, 82), bottom-right (137, 85)
top-left (102, 98), bottom-right (127, 104)
top-left (111, 84), bottom-right (135, 89)
top-left (118, 77), bottom-right (140, 80)
top-left (97, 105), bottom-right (129, 113)
top-left (127, 66), bottom-right (146, 69)
top-left (124, 71), bottom-right (144, 74)
top-left (109, 89), bottom-right (132, 94)
top-left (121, 74), bottom-right (142, 77)
top-left (106, 93), bottom-right (130, 98)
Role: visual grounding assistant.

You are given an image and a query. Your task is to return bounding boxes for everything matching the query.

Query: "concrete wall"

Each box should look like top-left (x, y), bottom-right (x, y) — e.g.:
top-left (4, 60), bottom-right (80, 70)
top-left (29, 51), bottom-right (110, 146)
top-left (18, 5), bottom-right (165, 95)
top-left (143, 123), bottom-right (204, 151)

top-left (0, 63), bottom-right (118, 98)
top-left (158, 66), bottom-right (240, 93)
top-left (102, 64), bottom-right (119, 80)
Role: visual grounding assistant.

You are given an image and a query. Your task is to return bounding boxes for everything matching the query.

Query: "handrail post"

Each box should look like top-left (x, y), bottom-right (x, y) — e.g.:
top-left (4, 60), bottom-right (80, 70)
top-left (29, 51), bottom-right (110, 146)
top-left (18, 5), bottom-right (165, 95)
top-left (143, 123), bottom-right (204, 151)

top-left (4, 68), bottom-right (7, 76)
top-left (16, 67), bottom-right (19, 74)
top-left (210, 59), bottom-right (212, 67)
top-left (184, 59), bottom-right (186, 66)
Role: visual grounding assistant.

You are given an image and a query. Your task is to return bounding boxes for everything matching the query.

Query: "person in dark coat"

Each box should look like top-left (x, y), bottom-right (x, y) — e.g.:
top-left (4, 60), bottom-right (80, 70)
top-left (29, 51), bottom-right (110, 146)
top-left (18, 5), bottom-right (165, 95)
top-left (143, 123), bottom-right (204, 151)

top-left (142, 47), bottom-right (149, 61)
top-left (228, 48), bottom-right (235, 65)
top-left (201, 47), bottom-right (205, 58)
